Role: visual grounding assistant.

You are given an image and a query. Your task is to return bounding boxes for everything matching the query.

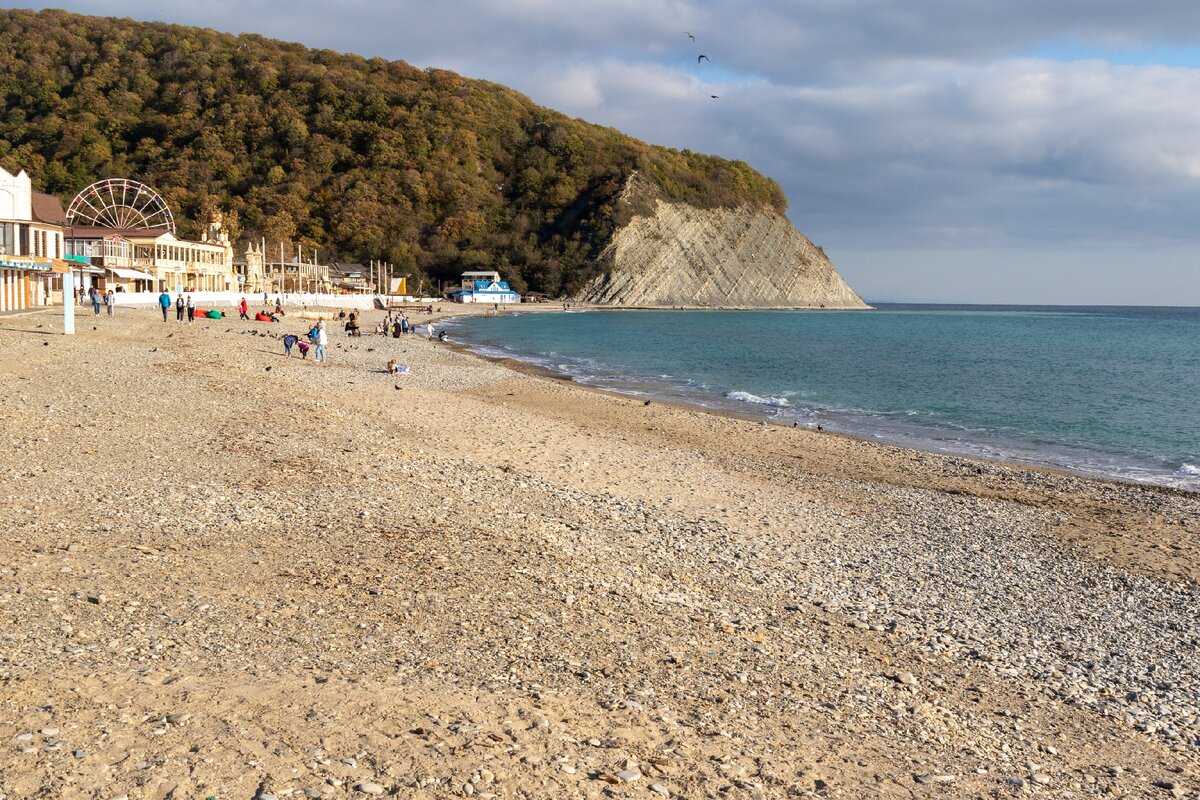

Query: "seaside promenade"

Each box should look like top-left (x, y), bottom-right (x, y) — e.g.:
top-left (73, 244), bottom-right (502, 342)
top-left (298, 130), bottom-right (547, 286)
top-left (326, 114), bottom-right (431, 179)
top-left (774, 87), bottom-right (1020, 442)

top-left (0, 306), bottom-right (1197, 798)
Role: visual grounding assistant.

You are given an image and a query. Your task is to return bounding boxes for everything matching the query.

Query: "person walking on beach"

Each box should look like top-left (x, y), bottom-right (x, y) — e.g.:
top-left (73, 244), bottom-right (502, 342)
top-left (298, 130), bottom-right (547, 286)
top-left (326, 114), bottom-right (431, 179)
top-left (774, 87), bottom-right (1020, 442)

top-left (158, 289), bottom-right (171, 322)
top-left (238, 297), bottom-right (249, 320)
top-left (314, 320), bottom-right (328, 364)
top-left (175, 293), bottom-right (185, 322)
top-left (104, 290), bottom-right (115, 317)
top-left (186, 294), bottom-right (195, 324)
top-left (426, 322), bottom-right (434, 340)
top-left (90, 287), bottom-right (101, 316)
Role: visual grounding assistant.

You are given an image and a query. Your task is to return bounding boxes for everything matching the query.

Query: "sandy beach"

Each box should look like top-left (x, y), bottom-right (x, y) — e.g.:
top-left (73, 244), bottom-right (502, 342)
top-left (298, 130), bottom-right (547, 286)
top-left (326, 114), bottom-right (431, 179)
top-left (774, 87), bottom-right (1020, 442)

top-left (1, 304), bottom-right (1198, 799)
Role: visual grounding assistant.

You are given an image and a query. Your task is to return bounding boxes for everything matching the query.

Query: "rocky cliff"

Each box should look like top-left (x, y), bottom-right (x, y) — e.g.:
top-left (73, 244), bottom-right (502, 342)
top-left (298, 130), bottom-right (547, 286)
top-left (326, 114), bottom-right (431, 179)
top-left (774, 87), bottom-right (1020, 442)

top-left (574, 180), bottom-right (868, 308)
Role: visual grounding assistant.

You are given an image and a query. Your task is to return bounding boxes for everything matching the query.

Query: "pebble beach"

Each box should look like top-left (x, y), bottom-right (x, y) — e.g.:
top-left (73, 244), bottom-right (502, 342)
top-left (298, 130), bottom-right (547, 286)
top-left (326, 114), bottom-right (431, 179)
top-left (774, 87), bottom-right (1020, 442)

top-left (1, 304), bottom-right (1198, 799)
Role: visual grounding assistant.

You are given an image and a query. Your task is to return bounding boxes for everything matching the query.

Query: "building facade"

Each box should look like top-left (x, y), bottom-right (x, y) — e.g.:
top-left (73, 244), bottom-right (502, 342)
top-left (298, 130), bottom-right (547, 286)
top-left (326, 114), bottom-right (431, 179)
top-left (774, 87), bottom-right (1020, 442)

top-left (65, 210), bottom-right (236, 293)
top-left (451, 270), bottom-right (521, 304)
top-left (0, 166), bottom-right (67, 312)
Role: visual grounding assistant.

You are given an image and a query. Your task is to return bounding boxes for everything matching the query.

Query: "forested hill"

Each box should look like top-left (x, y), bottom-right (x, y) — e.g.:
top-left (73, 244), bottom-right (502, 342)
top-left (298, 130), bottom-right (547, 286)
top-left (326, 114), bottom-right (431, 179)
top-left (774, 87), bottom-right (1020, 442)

top-left (0, 8), bottom-right (786, 295)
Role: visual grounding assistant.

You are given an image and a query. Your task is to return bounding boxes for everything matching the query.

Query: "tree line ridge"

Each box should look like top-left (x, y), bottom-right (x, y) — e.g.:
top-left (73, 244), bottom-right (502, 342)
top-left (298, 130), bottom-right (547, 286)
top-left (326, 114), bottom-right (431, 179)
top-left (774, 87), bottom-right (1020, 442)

top-left (0, 8), bottom-right (787, 295)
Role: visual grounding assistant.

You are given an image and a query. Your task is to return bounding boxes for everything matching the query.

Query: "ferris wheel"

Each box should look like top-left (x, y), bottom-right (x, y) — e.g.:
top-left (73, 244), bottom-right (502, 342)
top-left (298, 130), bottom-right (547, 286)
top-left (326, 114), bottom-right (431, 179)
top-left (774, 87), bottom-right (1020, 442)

top-left (66, 178), bottom-right (176, 233)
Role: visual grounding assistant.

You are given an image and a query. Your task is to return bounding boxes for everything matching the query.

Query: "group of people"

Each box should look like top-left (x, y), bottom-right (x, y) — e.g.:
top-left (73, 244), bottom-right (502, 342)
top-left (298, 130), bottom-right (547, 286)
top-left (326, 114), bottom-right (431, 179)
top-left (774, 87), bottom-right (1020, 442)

top-left (378, 310), bottom-right (437, 340)
top-left (281, 320), bottom-right (328, 363)
top-left (82, 286), bottom-right (117, 316)
top-left (238, 296), bottom-right (286, 321)
top-left (337, 309), bottom-right (361, 336)
top-left (156, 290), bottom-right (198, 323)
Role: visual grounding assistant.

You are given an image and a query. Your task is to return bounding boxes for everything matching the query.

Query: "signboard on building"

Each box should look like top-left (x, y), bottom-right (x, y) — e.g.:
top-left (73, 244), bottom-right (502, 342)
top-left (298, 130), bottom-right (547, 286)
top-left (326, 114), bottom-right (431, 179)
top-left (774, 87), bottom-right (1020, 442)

top-left (0, 257), bottom-right (51, 271)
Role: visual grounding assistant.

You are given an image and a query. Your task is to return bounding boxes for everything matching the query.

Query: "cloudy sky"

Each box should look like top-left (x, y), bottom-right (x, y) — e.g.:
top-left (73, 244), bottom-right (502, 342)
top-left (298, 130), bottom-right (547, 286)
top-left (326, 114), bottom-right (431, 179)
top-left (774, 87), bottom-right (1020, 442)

top-left (15, 1), bottom-right (1200, 303)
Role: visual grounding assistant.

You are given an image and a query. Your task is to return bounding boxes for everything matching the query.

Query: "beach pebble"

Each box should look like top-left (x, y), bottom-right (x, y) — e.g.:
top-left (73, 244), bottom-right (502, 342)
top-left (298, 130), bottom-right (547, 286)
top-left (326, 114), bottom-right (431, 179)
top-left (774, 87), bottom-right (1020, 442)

top-left (354, 783), bottom-right (385, 796)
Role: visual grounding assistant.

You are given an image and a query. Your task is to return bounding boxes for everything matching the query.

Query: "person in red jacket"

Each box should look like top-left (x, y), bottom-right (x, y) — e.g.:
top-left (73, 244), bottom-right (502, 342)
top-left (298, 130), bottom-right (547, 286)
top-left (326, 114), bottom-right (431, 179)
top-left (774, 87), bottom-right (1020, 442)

top-left (238, 296), bottom-right (249, 320)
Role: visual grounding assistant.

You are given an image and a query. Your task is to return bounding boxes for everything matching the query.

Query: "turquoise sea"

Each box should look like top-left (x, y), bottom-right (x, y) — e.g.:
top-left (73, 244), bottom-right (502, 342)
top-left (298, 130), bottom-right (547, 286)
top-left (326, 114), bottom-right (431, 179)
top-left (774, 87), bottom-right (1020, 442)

top-left (446, 306), bottom-right (1200, 490)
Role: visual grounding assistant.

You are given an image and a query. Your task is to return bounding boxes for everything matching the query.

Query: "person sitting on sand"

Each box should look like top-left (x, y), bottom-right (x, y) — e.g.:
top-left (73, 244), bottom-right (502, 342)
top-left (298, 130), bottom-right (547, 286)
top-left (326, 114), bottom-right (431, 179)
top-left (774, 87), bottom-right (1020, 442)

top-left (387, 359), bottom-right (412, 376)
top-left (274, 301), bottom-right (286, 317)
top-left (374, 322), bottom-right (385, 336)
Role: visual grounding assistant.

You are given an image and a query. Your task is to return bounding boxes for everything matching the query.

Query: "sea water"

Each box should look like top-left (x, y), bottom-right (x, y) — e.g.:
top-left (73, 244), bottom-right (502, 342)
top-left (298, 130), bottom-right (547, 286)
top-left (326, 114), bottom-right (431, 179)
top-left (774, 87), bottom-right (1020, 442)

top-left (446, 306), bottom-right (1200, 490)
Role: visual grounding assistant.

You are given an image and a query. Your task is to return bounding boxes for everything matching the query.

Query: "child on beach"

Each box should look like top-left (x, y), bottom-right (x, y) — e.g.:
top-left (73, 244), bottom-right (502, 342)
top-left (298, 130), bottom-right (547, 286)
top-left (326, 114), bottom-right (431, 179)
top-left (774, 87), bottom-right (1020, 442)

top-left (283, 333), bottom-right (298, 356)
top-left (297, 340), bottom-right (310, 359)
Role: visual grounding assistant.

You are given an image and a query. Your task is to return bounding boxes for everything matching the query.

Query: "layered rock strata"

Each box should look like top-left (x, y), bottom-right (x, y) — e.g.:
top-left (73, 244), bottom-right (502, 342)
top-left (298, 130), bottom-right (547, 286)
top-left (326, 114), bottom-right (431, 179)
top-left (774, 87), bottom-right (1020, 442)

top-left (576, 199), bottom-right (868, 308)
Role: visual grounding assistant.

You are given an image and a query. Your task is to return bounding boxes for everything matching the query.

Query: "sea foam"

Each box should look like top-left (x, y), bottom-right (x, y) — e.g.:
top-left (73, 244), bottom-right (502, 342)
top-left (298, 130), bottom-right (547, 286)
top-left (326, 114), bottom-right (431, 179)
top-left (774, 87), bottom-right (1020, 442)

top-left (725, 390), bottom-right (791, 408)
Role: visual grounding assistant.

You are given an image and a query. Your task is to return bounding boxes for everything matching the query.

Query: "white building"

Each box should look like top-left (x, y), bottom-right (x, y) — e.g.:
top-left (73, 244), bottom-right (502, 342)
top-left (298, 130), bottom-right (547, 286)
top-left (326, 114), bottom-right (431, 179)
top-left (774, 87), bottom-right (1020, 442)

top-left (0, 166), bottom-right (67, 312)
top-left (451, 270), bottom-right (521, 304)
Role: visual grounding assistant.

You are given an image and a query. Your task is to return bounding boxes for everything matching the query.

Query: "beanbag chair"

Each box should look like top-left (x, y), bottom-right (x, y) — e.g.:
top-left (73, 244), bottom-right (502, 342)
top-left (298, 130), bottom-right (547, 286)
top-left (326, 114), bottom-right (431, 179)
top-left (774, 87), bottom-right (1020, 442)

top-left (207, 310), bottom-right (223, 319)
top-left (255, 312), bottom-right (273, 322)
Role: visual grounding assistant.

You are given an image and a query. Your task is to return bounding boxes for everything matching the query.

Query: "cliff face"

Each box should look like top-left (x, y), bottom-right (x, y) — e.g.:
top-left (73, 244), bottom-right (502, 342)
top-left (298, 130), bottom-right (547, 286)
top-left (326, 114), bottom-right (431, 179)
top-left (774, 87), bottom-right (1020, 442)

top-left (574, 190), bottom-right (868, 309)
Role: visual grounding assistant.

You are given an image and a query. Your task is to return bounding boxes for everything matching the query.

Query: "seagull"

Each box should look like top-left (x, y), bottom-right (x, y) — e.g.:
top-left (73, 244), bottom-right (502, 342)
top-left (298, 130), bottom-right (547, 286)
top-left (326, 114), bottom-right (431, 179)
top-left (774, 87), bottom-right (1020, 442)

top-left (685, 32), bottom-right (695, 41)
top-left (710, 95), bottom-right (719, 99)
top-left (698, 54), bottom-right (710, 63)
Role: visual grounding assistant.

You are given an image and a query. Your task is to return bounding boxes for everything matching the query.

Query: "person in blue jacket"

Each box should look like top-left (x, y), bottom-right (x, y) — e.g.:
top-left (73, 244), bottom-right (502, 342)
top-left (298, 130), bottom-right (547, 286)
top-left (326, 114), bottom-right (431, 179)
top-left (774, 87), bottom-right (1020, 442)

top-left (157, 289), bottom-right (171, 322)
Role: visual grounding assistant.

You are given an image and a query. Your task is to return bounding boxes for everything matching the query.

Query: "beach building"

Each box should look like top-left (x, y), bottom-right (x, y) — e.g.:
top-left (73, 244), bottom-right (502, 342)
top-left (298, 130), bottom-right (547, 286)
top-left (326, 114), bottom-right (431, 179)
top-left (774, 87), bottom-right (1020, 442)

top-left (63, 179), bottom-right (236, 293)
top-left (234, 242), bottom-right (267, 294)
top-left (261, 252), bottom-right (330, 294)
top-left (330, 262), bottom-right (372, 294)
top-left (450, 270), bottom-right (521, 304)
top-left (0, 166), bottom-right (68, 312)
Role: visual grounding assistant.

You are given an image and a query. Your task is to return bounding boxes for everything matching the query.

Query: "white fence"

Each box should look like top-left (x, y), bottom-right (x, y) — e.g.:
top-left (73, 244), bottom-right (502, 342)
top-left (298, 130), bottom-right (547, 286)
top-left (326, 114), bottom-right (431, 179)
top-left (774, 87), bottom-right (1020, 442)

top-left (104, 291), bottom-right (390, 311)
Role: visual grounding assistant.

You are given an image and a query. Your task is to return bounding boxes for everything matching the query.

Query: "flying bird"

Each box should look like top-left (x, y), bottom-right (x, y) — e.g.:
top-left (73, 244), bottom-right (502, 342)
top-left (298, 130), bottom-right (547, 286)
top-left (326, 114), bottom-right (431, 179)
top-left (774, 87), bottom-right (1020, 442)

top-left (698, 54), bottom-right (710, 63)
top-left (710, 95), bottom-right (719, 99)
top-left (685, 32), bottom-right (695, 41)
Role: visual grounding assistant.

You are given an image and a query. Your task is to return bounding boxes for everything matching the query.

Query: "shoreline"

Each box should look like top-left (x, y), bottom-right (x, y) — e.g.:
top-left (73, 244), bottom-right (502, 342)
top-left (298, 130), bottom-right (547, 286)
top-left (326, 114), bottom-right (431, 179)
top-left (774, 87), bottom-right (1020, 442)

top-left (442, 309), bottom-right (1200, 496)
top-left (1, 305), bottom-right (1197, 798)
